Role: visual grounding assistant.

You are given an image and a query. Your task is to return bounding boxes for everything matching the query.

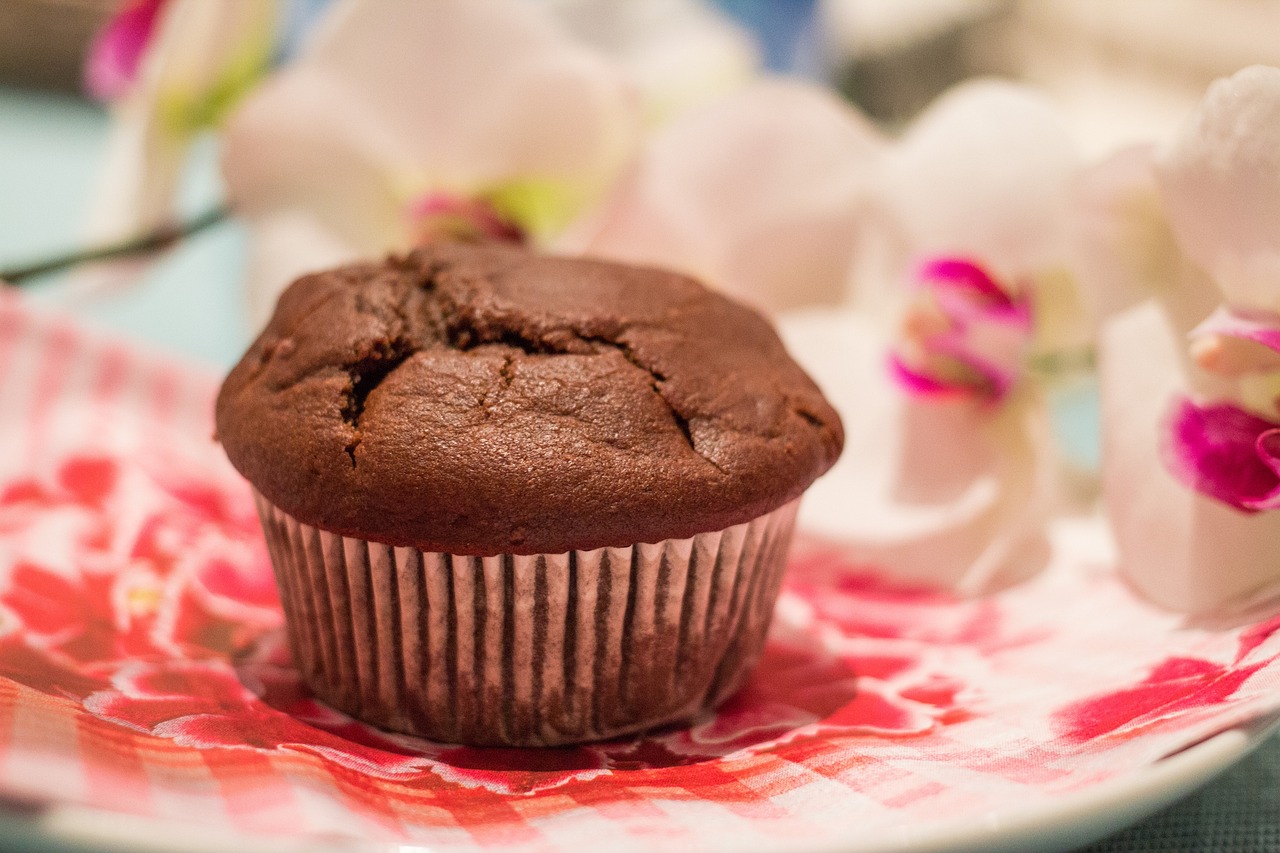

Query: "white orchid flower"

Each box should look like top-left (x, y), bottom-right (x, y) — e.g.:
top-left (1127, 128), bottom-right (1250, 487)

top-left (1094, 66), bottom-right (1280, 614)
top-left (223, 0), bottom-right (884, 325)
top-left (780, 307), bottom-right (1055, 593)
top-left (221, 0), bottom-right (642, 326)
top-left (780, 79), bottom-right (1080, 594)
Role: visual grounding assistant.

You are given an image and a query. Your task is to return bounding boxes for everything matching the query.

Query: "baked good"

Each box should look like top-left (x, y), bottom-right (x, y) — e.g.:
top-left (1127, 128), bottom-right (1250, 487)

top-left (217, 240), bottom-right (843, 746)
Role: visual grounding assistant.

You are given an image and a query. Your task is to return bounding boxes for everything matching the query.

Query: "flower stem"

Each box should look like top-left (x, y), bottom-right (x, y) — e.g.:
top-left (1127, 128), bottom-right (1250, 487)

top-left (0, 206), bottom-right (229, 285)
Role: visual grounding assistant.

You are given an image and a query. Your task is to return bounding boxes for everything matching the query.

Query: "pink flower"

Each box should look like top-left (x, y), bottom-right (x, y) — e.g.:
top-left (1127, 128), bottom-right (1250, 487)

top-left (405, 193), bottom-right (525, 245)
top-left (1156, 306), bottom-right (1280, 515)
top-left (222, 0), bottom-right (642, 324)
top-left (84, 0), bottom-right (168, 101)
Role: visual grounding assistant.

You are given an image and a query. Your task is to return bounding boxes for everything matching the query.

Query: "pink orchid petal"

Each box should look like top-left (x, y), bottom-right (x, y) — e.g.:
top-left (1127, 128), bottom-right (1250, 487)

top-left (917, 342), bottom-right (1020, 401)
top-left (893, 258), bottom-right (1033, 402)
top-left (1191, 306), bottom-right (1280, 355)
top-left (578, 78), bottom-right (883, 312)
top-left (299, 0), bottom-right (639, 200)
top-left (879, 79), bottom-right (1078, 280)
top-left (779, 308), bottom-right (1053, 594)
top-left (1254, 429), bottom-right (1280, 504)
top-left (918, 258), bottom-right (1009, 304)
top-left (930, 288), bottom-right (1030, 332)
top-left (887, 354), bottom-right (978, 402)
top-left (1100, 300), bottom-right (1280, 613)
top-left (1161, 397), bottom-right (1280, 512)
top-left (84, 0), bottom-right (168, 101)
top-left (1157, 66), bottom-right (1280, 313)
top-left (890, 338), bottom-right (1018, 403)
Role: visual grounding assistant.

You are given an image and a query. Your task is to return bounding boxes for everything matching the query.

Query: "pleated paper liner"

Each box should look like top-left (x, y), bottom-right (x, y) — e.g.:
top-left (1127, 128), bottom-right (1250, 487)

top-left (255, 494), bottom-right (799, 746)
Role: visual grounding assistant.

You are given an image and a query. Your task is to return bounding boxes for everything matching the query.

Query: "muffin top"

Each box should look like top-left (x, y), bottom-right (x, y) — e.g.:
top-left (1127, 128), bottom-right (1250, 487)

top-left (216, 241), bottom-right (843, 555)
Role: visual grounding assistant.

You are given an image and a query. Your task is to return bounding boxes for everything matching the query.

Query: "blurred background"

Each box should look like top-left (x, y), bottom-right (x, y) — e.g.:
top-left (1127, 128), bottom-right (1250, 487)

top-left (2, 0), bottom-right (1280, 366)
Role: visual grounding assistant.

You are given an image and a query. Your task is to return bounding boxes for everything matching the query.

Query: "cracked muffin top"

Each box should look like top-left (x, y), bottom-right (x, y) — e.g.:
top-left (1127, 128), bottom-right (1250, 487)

top-left (216, 240), bottom-right (843, 555)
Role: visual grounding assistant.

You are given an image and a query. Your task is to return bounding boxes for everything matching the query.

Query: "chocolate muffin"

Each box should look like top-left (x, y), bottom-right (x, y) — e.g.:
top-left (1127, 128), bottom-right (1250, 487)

top-left (217, 240), bottom-right (843, 746)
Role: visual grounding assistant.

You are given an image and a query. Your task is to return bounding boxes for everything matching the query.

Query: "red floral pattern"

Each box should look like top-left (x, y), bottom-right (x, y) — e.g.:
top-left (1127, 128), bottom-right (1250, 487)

top-left (0, 452), bottom-right (277, 687)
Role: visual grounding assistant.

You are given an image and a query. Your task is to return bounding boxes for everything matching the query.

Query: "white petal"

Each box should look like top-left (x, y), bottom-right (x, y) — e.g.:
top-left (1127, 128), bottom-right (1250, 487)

top-left (1157, 65), bottom-right (1280, 313)
top-left (301, 0), bottom-right (639, 196)
top-left (1099, 299), bottom-right (1280, 614)
top-left (221, 66), bottom-right (412, 254)
top-left (242, 210), bottom-right (362, 332)
top-left (778, 308), bottom-right (1054, 593)
top-left (546, 0), bottom-right (759, 124)
top-left (879, 79), bottom-right (1079, 280)
top-left (1070, 145), bottom-right (1219, 331)
top-left (579, 79), bottom-right (883, 312)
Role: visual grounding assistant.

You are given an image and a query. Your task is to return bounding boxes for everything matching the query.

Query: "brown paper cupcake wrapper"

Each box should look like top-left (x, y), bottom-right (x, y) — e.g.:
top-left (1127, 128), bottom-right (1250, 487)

top-left (254, 493), bottom-right (798, 747)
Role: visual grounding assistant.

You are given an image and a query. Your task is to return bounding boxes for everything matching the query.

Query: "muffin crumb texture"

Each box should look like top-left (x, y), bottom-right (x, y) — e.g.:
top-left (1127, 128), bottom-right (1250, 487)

top-left (217, 241), bottom-right (843, 554)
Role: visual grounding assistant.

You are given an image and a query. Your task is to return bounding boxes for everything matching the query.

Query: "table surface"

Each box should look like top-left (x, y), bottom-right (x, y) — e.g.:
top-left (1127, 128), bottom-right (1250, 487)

top-left (0, 84), bottom-right (1275, 853)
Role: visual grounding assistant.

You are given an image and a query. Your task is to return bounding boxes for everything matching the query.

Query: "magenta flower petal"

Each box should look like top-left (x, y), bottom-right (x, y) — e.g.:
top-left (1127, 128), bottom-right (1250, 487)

top-left (891, 256), bottom-right (1032, 402)
top-left (1251, 429), bottom-right (1280, 510)
top-left (1162, 396), bottom-right (1280, 512)
top-left (1192, 306), bottom-right (1280, 354)
top-left (918, 258), bottom-right (1032, 329)
top-left (886, 354), bottom-right (973, 401)
top-left (918, 257), bottom-right (1006, 303)
top-left (84, 0), bottom-right (167, 101)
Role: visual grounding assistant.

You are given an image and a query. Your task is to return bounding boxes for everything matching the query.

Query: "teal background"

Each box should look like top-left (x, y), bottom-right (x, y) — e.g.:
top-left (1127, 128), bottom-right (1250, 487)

top-left (0, 86), bottom-right (249, 368)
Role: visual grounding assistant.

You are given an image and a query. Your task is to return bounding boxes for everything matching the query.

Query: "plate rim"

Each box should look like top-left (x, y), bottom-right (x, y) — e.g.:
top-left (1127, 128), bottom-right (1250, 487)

top-left (781, 719), bottom-right (1279, 853)
top-left (0, 720), bottom-right (1272, 853)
